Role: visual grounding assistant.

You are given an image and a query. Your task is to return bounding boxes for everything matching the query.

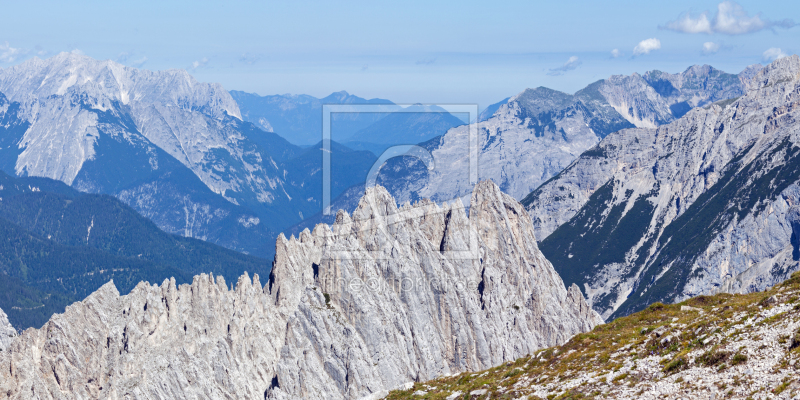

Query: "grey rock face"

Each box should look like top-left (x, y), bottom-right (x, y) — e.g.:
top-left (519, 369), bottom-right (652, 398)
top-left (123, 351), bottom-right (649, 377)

top-left (0, 52), bottom-right (241, 186)
top-left (378, 86), bottom-right (634, 208)
top-left (0, 307), bottom-right (16, 352)
top-left (524, 56), bottom-right (800, 319)
top-left (0, 180), bottom-right (601, 399)
top-left (683, 184), bottom-right (800, 300)
top-left (600, 65), bottom-right (749, 128)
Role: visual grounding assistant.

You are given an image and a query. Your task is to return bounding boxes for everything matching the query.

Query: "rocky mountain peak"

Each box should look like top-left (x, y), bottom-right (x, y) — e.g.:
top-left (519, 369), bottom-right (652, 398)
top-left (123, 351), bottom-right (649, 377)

top-left (738, 63), bottom-right (765, 87)
top-left (747, 54), bottom-right (800, 90)
top-left (682, 63), bottom-right (714, 74)
top-left (0, 180), bottom-right (602, 399)
top-left (508, 86), bottom-right (573, 115)
top-left (351, 184), bottom-right (402, 220)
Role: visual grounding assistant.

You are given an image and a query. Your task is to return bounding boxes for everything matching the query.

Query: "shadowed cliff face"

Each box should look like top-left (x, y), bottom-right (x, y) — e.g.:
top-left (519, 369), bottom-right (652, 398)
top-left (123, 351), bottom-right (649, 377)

top-left (789, 208), bottom-right (800, 261)
top-left (0, 180), bottom-right (601, 400)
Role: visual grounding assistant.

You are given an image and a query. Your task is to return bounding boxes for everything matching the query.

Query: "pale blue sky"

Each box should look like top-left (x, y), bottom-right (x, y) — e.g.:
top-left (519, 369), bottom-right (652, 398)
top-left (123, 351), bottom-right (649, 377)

top-left (1, 0), bottom-right (798, 109)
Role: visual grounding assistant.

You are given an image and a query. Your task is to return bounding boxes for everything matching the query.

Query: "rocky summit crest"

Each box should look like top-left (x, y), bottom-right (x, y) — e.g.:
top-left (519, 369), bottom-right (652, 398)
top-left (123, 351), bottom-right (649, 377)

top-left (0, 180), bottom-right (601, 399)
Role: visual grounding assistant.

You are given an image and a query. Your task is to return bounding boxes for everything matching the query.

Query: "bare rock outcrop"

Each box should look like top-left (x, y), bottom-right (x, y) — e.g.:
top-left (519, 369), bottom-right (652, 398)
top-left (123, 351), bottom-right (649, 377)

top-left (0, 180), bottom-right (601, 399)
top-left (0, 307), bottom-right (16, 352)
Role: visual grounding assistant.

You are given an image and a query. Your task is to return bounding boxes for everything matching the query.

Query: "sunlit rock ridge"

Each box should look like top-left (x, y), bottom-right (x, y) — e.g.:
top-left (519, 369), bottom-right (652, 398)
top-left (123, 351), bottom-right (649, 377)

top-left (0, 180), bottom-right (601, 399)
top-left (0, 52), bottom-right (240, 186)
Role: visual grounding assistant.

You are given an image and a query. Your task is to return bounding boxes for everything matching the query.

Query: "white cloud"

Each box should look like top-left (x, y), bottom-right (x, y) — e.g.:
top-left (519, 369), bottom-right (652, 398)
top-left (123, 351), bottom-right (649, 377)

top-left (633, 38), bottom-right (661, 55)
top-left (715, 1), bottom-right (766, 34)
top-left (702, 42), bottom-right (721, 55)
top-left (191, 57), bottom-right (209, 70)
top-left (664, 1), bottom-right (795, 35)
top-left (239, 53), bottom-right (260, 65)
top-left (117, 53), bottom-right (147, 67)
top-left (131, 56), bottom-right (148, 67)
top-left (0, 41), bottom-right (23, 63)
top-left (547, 56), bottom-right (582, 76)
top-left (665, 12), bottom-right (713, 34)
top-left (762, 48), bottom-right (788, 62)
top-left (70, 49), bottom-right (84, 55)
top-left (610, 49), bottom-right (622, 58)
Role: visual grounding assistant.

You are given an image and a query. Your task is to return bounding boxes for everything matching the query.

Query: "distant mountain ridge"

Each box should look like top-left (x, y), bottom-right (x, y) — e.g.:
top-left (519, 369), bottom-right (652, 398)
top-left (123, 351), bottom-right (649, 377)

top-left (523, 56), bottom-right (800, 320)
top-left (344, 104), bottom-right (467, 145)
top-left (601, 64), bottom-right (748, 128)
top-left (232, 91), bottom-right (469, 158)
top-left (0, 54), bottom-right (761, 262)
top-left (0, 53), bottom-right (381, 257)
top-left (478, 97), bottom-right (510, 122)
top-left (0, 53), bottom-right (289, 256)
top-left (230, 90), bottom-right (395, 145)
top-left (313, 63), bottom-right (755, 229)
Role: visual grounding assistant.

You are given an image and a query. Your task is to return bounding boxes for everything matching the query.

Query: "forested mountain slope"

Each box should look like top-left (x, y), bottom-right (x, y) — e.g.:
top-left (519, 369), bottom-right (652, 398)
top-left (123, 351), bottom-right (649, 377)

top-left (0, 171), bottom-right (268, 329)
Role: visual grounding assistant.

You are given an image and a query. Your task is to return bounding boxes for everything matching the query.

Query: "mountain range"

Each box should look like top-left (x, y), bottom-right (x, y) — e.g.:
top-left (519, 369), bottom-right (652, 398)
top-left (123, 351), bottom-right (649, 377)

top-left (1, 52), bottom-right (793, 326)
top-left (524, 55), bottom-right (800, 320)
top-left (2, 50), bottom-right (800, 400)
top-left (230, 90), bottom-right (394, 145)
top-left (1, 53), bottom-right (758, 265)
top-left (385, 63), bottom-right (756, 205)
top-left (0, 54), bottom-right (395, 258)
top-left (0, 54), bottom-right (282, 256)
top-left (292, 63), bottom-right (756, 236)
top-left (232, 91), bottom-right (468, 155)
